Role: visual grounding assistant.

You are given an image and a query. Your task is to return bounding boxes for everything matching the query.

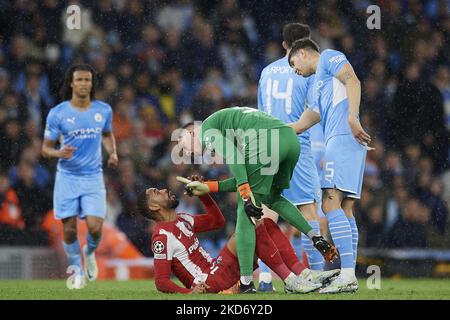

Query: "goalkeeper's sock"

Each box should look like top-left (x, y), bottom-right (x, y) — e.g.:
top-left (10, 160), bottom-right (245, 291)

top-left (255, 223), bottom-right (291, 280)
top-left (347, 216), bottom-right (359, 266)
top-left (263, 218), bottom-right (305, 275)
top-left (327, 209), bottom-right (354, 269)
top-left (236, 198), bottom-right (257, 277)
top-left (63, 240), bottom-right (83, 274)
top-left (240, 275), bottom-right (253, 285)
top-left (86, 232), bottom-right (100, 255)
top-left (258, 260), bottom-right (272, 283)
top-left (301, 220), bottom-right (324, 271)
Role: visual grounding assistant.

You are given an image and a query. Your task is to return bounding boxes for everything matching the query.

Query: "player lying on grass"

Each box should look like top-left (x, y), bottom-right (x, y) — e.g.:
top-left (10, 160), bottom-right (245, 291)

top-left (139, 183), bottom-right (340, 294)
top-left (178, 107), bottom-right (337, 292)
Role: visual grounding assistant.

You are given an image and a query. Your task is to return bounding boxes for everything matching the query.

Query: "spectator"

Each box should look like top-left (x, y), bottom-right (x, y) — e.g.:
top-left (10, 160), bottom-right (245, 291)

top-left (0, 1), bottom-right (448, 252)
top-left (0, 119), bottom-right (29, 169)
top-left (419, 178), bottom-right (448, 236)
top-left (386, 198), bottom-right (430, 248)
top-left (0, 172), bottom-right (25, 244)
top-left (365, 203), bottom-right (386, 248)
top-left (112, 100), bottom-right (134, 143)
top-left (115, 158), bottom-right (151, 256)
top-left (13, 159), bottom-right (50, 245)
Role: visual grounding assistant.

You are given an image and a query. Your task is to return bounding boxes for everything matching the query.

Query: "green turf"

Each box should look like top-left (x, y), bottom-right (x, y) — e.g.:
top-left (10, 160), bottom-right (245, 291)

top-left (0, 278), bottom-right (450, 300)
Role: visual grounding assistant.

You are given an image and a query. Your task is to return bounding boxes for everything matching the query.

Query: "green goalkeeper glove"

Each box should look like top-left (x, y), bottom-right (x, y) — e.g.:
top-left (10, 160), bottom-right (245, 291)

top-left (176, 176), bottom-right (219, 196)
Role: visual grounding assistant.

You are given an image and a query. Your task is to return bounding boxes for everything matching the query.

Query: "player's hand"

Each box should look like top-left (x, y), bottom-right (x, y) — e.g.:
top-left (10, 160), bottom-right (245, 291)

top-left (177, 176), bottom-right (218, 197)
top-left (188, 175), bottom-right (204, 182)
top-left (177, 176), bottom-right (209, 197)
top-left (239, 183), bottom-right (263, 224)
top-left (186, 181), bottom-right (210, 196)
top-left (190, 282), bottom-right (209, 294)
top-left (58, 145), bottom-right (76, 159)
top-left (348, 117), bottom-right (371, 145)
top-left (243, 197), bottom-right (263, 221)
top-left (107, 153), bottom-right (118, 167)
top-left (311, 235), bottom-right (338, 263)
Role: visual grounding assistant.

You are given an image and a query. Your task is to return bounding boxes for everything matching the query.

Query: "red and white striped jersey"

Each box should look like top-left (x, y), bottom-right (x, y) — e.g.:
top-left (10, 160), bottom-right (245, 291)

top-left (151, 195), bottom-right (226, 293)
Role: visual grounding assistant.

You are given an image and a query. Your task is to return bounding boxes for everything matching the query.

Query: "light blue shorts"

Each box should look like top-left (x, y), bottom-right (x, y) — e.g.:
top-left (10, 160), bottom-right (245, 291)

top-left (320, 134), bottom-right (367, 199)
top-left (53, 171), bottom-right (106, 220)
top-left (283, 149), bottom-right (321, 206)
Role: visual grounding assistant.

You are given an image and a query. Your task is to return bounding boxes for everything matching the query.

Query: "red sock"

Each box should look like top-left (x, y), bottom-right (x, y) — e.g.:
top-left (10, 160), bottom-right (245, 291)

top-left (255, 223), bottom-right (291, 280)
top-left (263, 218), bottom-right (306, 275)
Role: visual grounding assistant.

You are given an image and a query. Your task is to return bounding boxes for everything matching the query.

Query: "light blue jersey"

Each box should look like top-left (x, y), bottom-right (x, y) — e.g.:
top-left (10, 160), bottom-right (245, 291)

top-left (258, 56), bottom-right (314, 153)
top-left (312, 49), bottom-right (353, 143)
top-left (44, 100), bottom-right (113, 175)
top-left (312, 49), bottom-right (366, 198)
top-left (44, 100), bottom-right (112, 219)
top-left (258, 56), bottom-right (320, 205)
top-left (309, 122), bottom-right (325, 171)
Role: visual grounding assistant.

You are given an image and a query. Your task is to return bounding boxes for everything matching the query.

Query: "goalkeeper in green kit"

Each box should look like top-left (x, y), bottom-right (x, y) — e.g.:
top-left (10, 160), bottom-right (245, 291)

top-left (177, 107), bottom-right (337, 293)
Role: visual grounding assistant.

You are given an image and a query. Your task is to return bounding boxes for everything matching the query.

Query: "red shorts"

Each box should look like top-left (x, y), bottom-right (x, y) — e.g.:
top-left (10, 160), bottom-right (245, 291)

top-left (205, 246), bottom-right (240, 293)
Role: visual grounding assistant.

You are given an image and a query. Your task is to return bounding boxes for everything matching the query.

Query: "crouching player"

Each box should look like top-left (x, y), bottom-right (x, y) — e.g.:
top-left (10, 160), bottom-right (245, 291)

top-left (140, 185), bottom-right (339, 294)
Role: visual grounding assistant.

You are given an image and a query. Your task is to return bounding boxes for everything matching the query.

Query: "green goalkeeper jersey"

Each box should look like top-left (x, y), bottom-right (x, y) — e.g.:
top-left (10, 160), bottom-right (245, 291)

top-left (199, 106), bottom-right (290, 187)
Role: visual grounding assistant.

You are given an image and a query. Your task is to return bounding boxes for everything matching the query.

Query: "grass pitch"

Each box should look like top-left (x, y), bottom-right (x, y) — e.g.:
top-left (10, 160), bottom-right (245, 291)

top-left (0, 278), bottom-right (450, 300)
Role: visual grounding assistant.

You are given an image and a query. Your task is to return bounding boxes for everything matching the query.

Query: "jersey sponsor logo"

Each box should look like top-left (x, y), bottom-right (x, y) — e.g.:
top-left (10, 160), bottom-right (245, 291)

top-left (329, 54), bottom-right (346, 64)
top-left (188, 238), bottom-right (200, 254)
top-left (94, 113), bottom-right (103, 122)
top-left (153, 240), bottom-right (165, 254)
top-left (66, 117), bottom-right (75, 124)
top-left (68, 127), bottom-right (102, 139)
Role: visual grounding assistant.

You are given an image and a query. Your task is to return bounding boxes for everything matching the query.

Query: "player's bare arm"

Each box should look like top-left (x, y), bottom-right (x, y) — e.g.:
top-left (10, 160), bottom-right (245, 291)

top-left (289, 108), bottom-right (321, 134)
top-left (336, 63), bottom-right (371, 145)
top-left (41, 139), bottom-right (76, 159)
top-left (102, 131), bottom-right (118, 167)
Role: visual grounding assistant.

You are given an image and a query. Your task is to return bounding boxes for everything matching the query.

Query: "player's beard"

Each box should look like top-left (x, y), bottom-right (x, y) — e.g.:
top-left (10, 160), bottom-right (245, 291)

top-left (168, 198), bottom-right (179, 209)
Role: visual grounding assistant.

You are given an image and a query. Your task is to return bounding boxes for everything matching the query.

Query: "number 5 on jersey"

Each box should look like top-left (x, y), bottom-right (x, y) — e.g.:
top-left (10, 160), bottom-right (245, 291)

top-left (324, 162), bottom-right (335, 183)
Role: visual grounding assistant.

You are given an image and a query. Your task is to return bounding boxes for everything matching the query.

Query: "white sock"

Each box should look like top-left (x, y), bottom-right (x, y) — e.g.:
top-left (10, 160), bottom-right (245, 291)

top-left (240, 275), bottom-right (253, 285)
top-left (340, 268), bottom-right (356, 279)
top-left (300, 268), bottom-right (311, 276)
top-left (284, 272), bottom-right (296, 285)
top-left (259, 272), bottom-right (272, 283)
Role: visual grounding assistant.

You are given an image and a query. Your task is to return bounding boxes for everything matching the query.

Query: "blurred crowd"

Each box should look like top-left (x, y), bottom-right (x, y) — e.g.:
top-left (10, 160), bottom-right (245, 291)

top-left (0, 0), bottom-right (449, 257)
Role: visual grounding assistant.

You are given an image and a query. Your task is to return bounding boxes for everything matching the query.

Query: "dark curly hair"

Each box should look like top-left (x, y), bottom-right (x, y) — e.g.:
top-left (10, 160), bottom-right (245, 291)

top-left (59, 64), bottom-right (97, 101)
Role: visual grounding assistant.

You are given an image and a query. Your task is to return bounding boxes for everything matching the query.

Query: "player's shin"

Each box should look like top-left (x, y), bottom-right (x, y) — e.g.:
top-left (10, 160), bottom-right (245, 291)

top-left (326, 209), bottom-right (355, 278)
top-left (63, 240), bottom-right (83, 274)
top-left (86, 232), bottom-right (100, 254)
top-left (263, 218), bottom-right (306, 275)
top-left (255, 224), bottom-right (292, 281)
top-left (301, 220), bottom-right (324, 271)
top-left (257, 260), bottom-right (273, 284)
top-left (236, 199), bottom-right (257, 284)
top-left (347, 216), bottom-right (359, 266)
